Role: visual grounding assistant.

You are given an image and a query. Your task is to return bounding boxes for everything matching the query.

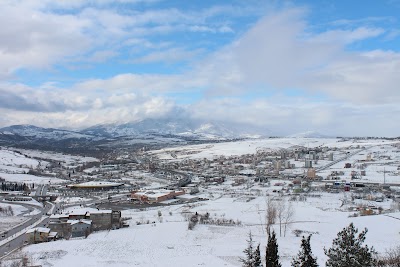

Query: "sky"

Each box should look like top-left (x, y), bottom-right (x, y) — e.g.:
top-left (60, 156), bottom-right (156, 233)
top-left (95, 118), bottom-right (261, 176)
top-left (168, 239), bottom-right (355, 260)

top-left (0, 0), bottom-right (400, 137)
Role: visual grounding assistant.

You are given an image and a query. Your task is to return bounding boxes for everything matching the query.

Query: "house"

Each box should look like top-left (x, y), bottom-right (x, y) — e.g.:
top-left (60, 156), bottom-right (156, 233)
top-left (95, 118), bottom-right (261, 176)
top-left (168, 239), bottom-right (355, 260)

top-left (26, 227), bottom-right (57, 243)
top-left (68, 219), bottom-right (92, 237)
top-left (90, 210), bottom-right (121, 230)
top-left (49, 214), bottom-right (69, 223)
top-left (68, 210), bottom-right (89, 220)
top-left (49, 209), bottom-right (122, 235)
top-left (48, 221), bottom-right (71, 239)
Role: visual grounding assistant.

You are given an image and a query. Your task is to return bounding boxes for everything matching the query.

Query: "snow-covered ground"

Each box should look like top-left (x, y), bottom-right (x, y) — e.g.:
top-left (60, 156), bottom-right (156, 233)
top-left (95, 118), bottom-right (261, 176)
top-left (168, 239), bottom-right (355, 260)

top-left (0, 173), bottom-right (65, 184)
top-left (0, 202), bottom-right (27, 216)
top-left (0, 202), bottom-right (37, 233)
top-left (55, 197), bottom-right (92, 205)
top-left (12, 148), bottom-right (98, 165)
top-left (150, 138), bottom-right (397, 160)
top-left (0, 149), bottom-right (40, 168)
top-left (21, 190), bottom-right (400, 267)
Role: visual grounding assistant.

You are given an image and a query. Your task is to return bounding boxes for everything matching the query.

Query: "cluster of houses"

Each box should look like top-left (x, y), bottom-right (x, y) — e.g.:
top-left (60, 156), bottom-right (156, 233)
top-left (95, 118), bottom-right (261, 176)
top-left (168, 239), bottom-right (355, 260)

top-left (26, 209), bottom-right (123, 243)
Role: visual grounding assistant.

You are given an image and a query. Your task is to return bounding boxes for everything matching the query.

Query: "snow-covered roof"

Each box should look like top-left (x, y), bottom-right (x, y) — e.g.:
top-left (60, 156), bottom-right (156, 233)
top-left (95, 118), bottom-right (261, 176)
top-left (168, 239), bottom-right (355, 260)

top-left (67, 181), bottom-right (124, 188)
top-left (50, 214), bottom-right (69, 219)
top-left (90, 210), bottom-right (112, 214)
top-left (26, 227), bottom-right (51, 234)
top-left (48, 232), bottom-right (58, 238)
top-left (67, 219), bottom-right (92, 225)
top-left (68, 209), bottom-right (89, 216)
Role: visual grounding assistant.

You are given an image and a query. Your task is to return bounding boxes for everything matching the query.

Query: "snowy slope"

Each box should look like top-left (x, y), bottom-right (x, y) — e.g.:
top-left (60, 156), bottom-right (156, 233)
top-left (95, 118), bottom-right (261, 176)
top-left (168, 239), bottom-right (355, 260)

top-left (81, 118), bottom-right (269, 139)
top-left (0, 125), bottom-right (95, 140)
top-left (21, 192), bottom-right (400, 267)
top-left (287, 131), bottom-right (331, 138)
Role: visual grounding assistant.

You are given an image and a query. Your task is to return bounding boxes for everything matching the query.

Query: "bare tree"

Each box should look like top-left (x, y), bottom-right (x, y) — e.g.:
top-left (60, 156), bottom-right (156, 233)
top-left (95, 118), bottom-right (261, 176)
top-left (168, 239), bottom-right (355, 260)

top-left (377, 245), bottom-right (400, 267)
top-left (284, 201), bottom-right (295, 237)
top-left (266, 196), bottom-right (277, 236)
top-left (276, 199), bottom-right (286, 237)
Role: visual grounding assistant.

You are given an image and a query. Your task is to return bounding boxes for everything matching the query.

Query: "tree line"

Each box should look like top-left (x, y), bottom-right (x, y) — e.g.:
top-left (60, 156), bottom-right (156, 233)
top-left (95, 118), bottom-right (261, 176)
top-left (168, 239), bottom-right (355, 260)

top-left (1, 182), bottom-right (33, 192)
top-left (241, 223), bottom-right (398, 267)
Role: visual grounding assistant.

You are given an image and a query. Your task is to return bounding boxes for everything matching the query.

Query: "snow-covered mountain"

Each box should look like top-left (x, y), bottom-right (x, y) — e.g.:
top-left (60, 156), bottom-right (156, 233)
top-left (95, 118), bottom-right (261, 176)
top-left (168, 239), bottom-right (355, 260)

top-left (0, 125), bottom-right (95, 140)
top-left (81, 118), bottom-right (268, 139)
top-left (0, 117), bottom-right (273, 144)
top-left (82, 118), bottom-right (195, 138)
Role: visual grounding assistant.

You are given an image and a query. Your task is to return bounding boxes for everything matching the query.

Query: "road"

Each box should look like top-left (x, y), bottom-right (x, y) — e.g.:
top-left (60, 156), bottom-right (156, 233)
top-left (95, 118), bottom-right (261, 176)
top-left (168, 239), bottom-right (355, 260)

top-left (35, 185), bottom-right (48, 197)
top-left (315, 147), bottom-right (369, 172)
top-left (0, 200), bottom-right (51, 259)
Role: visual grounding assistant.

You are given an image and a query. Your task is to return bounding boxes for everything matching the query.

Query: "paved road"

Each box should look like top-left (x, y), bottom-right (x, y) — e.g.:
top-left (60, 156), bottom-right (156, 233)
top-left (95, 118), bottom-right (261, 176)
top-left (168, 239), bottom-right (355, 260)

top-left (35, 185), bottom-right (48, 197)
top-left (0, 201), bottom-right (51, 259)
top-left (315, 147), bottom-right (370, 172)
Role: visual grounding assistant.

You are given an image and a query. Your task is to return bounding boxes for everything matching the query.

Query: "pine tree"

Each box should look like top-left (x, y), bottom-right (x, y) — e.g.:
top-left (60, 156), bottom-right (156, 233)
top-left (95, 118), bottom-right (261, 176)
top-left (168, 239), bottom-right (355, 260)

top-left (266, 231), bottom-right (281, 267)
top-left (291, 235), bottom-right (318, 267)
top-left (324, 223), bottom-right (377, 267)
top-left (241, 232), bottom-right (255, 267)
top-left (254, 244), bottom-right (262, 267)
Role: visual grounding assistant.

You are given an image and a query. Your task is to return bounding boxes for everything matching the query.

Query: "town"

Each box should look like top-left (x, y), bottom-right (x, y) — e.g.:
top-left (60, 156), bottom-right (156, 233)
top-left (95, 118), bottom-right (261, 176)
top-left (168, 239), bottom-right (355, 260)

top-left (1, 137), bottom-right (400, 266)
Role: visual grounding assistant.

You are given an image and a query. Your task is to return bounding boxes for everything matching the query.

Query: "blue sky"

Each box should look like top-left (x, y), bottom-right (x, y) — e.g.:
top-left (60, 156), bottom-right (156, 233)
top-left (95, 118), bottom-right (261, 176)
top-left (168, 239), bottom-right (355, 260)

top-left (0, 0), bottom-right (400, 136)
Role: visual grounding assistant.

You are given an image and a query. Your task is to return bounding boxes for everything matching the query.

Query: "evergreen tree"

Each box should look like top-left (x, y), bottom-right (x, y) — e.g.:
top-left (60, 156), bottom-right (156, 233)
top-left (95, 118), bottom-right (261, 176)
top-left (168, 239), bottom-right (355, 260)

top-left (241, 232), bottom-right (255, 267)
top-left (291, 235), bottom-right (318, 267)
top-left (254, 244), bottom-right (262, 267)
top-left (324, 223), bottom-right (377, 267)
top-left (266, 231), bottom-right (281, 267)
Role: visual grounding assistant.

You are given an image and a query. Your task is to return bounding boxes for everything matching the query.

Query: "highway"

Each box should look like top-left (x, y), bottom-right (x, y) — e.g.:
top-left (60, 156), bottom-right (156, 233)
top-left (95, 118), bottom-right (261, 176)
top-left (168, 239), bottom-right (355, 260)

top-left (0, 200), bottom-right (51, 259)
top-left (35, 185), bottom-right (48, 197)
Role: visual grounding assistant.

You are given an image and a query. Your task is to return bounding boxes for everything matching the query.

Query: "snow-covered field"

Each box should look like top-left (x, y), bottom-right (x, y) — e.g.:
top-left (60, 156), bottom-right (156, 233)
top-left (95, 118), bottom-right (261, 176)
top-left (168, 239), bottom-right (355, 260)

top-left (0, 150), bottom-right (40, 168)
top-left (21, 189), bottom-right (400, 267)
top-left (0, 147), bottom-right (97, 184)
top-left (150, 138), bottom-right (397, 160)
top-left (12, 148), bottom-right (98, 165)
top-left (0, 173), bottom-right (65, 184)
top-left (0, 202), bottom-right (28, 216)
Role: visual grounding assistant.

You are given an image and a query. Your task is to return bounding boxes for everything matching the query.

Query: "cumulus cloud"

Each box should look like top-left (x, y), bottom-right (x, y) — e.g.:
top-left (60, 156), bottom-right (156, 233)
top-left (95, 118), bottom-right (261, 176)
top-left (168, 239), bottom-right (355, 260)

top-left (196, 7), bottom-right (400, 106)
top-left (0, 2), bottom-right (91, 77)
top-left (0, 3), bottom-right (399, 136)
top-left (189, 97), bottom-right (400, 137)
top-left (0, 1), bottom-right (249, 78)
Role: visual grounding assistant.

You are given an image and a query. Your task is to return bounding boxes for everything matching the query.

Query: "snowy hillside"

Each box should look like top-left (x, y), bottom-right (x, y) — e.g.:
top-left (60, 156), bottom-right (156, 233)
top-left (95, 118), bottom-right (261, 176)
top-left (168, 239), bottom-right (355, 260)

top-left (81, 118), bottom-right (269, 139)
top-left (21, 191), bottom-right (400, 267)
top-left (0, 125), bottom-right (95, 140)
top-left (1, 117), bottom-right (271, 142)
top-left (287, 131), bottom-right (330, 138)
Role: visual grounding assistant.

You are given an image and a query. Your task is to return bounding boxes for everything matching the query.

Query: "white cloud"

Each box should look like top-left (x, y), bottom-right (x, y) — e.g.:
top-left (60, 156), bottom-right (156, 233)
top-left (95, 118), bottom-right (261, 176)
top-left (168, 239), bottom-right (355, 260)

top-left (0, 83), bottom-right (175, 129)
top-left (74, 73), bottom-right (205, 93)
top-left (195, 7), bottom-right (400, 105)
top-left (0, 1), bottom-right (253, 78)
top-left (1, 4), bottom-right (399, 136)
top-left (0, 3), bottom-right (91, 76)
top-left (189, 97), bottom-right (400, 137)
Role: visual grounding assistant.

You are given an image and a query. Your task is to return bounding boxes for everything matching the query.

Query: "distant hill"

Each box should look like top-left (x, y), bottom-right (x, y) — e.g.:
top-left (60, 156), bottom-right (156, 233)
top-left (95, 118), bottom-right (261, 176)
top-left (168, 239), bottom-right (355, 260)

top-left (0, 125), bottom-right (95, 140)
top-left (80, 118), bottom-right (269, 139)
top-left (286, 131), bottom-right (330, 138)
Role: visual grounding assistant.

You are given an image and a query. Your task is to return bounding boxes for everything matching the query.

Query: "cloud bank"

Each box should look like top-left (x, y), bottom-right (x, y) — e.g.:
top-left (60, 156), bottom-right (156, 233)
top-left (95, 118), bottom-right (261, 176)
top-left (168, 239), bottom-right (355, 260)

top-left (0, 1), bottom-right (399, 136)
